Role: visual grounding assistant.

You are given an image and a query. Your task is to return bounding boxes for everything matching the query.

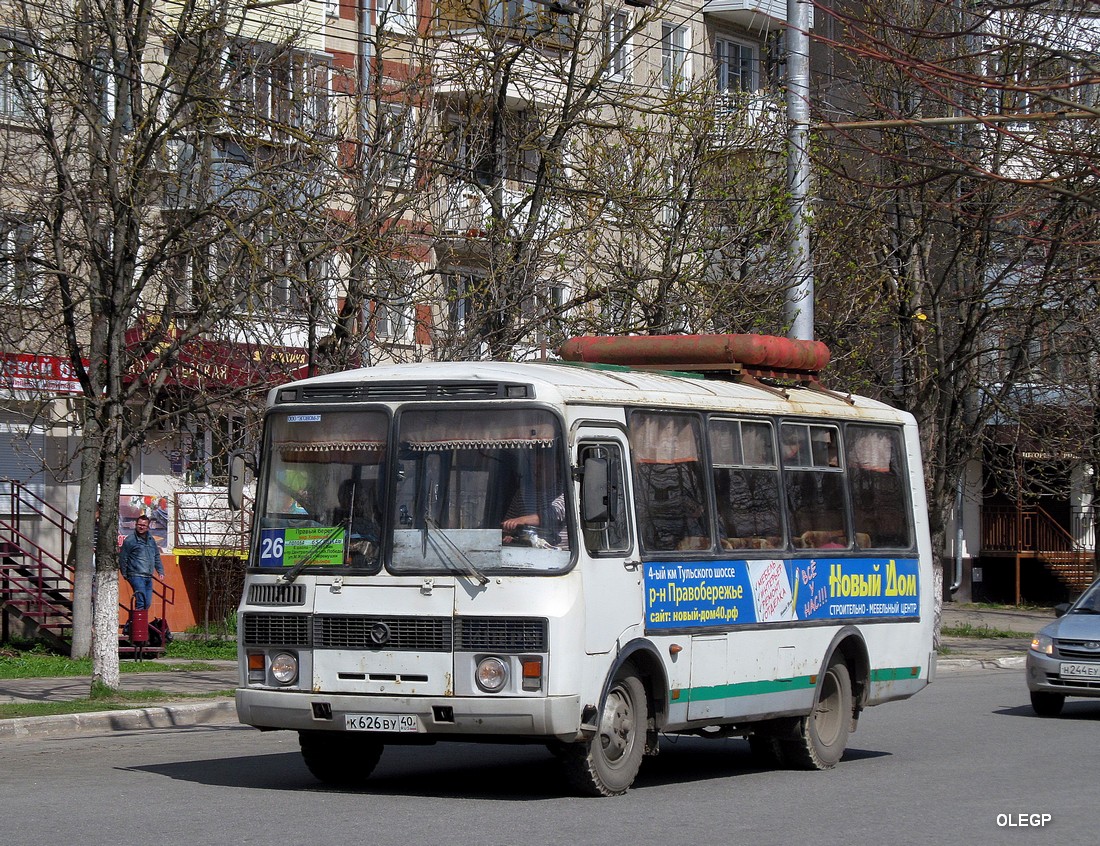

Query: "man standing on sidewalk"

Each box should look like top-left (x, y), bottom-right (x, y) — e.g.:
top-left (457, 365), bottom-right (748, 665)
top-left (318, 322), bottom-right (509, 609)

top-left (119, 515), bottom-right (164, 611)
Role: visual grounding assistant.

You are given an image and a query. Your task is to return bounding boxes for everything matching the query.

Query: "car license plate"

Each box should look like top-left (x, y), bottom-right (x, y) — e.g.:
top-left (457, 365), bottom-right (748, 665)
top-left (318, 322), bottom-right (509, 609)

top-left (1060, 662), bottom-right (1100, 679)
top-left (345, 713), bottom-right (419, 732)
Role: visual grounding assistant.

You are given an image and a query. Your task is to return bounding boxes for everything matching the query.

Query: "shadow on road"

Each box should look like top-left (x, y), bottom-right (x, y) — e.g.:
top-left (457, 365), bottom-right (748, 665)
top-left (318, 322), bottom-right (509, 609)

top-left (125, 733), bottom-right (890, 800)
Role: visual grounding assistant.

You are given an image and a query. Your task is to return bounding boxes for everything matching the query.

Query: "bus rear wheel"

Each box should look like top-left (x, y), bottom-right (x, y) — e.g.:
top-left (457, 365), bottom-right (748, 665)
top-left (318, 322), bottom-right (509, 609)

top-left (299, 730), bottom-right (383, 786)
top-left (782, 658), bottom-right (853, 770)
top-left (562, 672), bottom-right (647, 797)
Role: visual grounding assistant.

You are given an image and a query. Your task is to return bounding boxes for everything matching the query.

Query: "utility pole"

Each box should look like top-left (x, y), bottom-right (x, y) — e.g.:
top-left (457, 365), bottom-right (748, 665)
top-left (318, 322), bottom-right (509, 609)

top-left (785, 0), bottom-right (813, 341)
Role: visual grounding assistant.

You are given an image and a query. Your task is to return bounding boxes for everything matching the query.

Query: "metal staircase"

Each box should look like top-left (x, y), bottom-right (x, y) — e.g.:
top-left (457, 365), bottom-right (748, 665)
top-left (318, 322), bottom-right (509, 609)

top-left (982, 504), bottom-right (1097, 595)
top-left (0, 481), bottom-right (75, 651)
top-left (0, 480), bottom-right (173, 655)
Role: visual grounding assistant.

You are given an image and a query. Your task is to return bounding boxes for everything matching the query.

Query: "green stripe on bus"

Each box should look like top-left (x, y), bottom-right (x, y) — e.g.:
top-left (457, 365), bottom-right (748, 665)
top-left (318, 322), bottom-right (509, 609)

top-left (869, 666), bottom-right (923, 682)
top-left (676, 676), bottom-right (816, 703)
top-left (674, 666), bottom-right (922, 704)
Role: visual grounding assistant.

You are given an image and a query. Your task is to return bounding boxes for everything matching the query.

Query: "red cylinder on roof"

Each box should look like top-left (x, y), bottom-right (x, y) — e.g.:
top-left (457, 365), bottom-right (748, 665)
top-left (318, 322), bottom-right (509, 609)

top-left (556, 334), bottom-right (830, 374)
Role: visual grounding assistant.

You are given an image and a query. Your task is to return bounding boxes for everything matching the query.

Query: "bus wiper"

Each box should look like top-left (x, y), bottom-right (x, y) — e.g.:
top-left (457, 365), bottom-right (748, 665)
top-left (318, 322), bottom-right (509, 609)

top-left (279, 524), bottom-right (346, 584)
top-left (423, 516), bottom-right (490, 586)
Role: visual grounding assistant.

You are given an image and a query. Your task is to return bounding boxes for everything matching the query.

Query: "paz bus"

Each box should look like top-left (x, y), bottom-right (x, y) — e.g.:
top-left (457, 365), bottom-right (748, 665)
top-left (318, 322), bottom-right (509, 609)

top-left (231, 334), bottom-right (934, 796)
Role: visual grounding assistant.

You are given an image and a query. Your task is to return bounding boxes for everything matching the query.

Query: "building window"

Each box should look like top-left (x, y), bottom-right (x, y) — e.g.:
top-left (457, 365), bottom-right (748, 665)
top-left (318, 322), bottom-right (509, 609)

top-left (1, 32), bottom-right (39, 120)
top-left (0, 215), bottom-right (36, 299)
top-left (370, 259), bottom-right (414, 341)
top-left (189, 414), bottom-right (247, 486)
top-left (605, 10), bottom-right (630, 81)
top-left (444, 112), bottom-right (495, 186)
top-left (323, 0), bottom-right (340, 19)
top-left (443, 268), bottom-right (482, 330)
top-left (378, 0), bottom-right (417, 33)
top-left (661, 23), bottom-right (689, 91)
top-left (378, 103), bottom-right (413, 181)
top-left (226, 42), bottom-right (331, 138)
top-left (94, 50), bottom-right (134, 130)
top-left (715, 37), bottom-right (755, 94)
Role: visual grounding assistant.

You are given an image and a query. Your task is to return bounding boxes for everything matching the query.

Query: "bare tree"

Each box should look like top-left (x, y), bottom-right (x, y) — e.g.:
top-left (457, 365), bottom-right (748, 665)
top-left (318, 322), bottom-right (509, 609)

top-left (811, 0), bottom-right (1100, 602)
top-left (0, 0), bottom-right (342, 685)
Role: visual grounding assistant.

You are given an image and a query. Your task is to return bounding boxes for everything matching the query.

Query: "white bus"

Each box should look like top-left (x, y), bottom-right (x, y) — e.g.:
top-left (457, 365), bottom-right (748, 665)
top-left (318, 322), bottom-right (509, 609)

top-left (233, 335), bottom-right (934, 796)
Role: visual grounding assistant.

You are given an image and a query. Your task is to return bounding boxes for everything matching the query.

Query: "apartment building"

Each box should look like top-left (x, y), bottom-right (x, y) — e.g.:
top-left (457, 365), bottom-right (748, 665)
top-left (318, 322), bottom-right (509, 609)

top-left (0, 0), bottom-right (800, 640)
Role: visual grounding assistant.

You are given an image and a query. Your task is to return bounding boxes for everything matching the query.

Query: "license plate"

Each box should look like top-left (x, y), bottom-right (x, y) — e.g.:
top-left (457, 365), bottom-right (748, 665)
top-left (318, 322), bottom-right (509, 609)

top-left (345, 713), bottom-right (419, 732)
top-left (1060, 662), bottom-right (1100, 679)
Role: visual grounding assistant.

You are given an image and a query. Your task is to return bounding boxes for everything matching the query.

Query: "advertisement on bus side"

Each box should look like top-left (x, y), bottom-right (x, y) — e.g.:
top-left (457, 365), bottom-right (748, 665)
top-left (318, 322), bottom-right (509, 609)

top-left (643, 557), bottom-right (920, 629)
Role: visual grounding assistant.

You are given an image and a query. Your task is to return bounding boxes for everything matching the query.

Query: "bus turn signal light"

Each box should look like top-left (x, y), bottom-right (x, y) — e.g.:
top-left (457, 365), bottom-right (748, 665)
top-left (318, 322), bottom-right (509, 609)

top-left (521, 657), bottom-right (543, 691)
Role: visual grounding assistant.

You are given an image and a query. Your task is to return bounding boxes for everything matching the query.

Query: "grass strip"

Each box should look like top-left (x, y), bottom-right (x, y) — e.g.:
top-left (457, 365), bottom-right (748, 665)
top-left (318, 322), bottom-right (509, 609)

top-left (941, 623), bottom-right (1034, 639)
top-left (0, 689), bottom-right (235, 720)
top-left (0, 640), bottom-right (236, 680)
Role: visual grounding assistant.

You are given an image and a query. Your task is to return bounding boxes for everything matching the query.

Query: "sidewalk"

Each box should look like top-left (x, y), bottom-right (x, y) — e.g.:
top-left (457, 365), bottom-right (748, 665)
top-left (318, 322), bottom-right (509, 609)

top-left (0, 660), bottom-right (239, 740)
top-left (937, 603), bottom-right (1052, 671)
top-left (0, 605), bottom-right (1056, 740)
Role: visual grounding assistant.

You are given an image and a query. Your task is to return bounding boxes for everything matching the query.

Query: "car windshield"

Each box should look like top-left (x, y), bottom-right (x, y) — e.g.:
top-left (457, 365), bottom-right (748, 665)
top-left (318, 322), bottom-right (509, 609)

top-left (388, 408), bottom-right (571, 576)
top-left (1070, 580), bottom-right (1100, 614)
top-left (254, 411), bottom-right (387, 572)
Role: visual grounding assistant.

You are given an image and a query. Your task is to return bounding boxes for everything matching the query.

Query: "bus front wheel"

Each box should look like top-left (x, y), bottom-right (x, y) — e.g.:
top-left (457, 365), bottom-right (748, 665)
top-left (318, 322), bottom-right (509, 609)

top-left (299, 730), bottom-right (383, 786)
top-left (783, 658), bottom-right (853, 770)
top-left (562, 672), bottom-right (647, 797)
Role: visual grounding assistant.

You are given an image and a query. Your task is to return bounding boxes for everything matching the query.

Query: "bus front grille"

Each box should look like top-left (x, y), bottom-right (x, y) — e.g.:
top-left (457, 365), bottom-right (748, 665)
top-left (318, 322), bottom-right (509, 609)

top-left (242, 613), bottom-right (547, 653)
top-left (313, 615), bottom-right (453, 651)
top-left (455, 617), bottom-right (548, 652)
top-left (247, 583), bottom-right (306, 606)
top-left (242, 613), bottom-right (311, 647)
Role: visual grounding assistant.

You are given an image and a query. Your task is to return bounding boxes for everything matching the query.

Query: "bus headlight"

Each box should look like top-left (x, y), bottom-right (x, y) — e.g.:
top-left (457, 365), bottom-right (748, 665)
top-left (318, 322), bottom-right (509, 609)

top-left (475, 657), bottom-right (508, 693)
top-left (270, 652), bottom-right (299, 684)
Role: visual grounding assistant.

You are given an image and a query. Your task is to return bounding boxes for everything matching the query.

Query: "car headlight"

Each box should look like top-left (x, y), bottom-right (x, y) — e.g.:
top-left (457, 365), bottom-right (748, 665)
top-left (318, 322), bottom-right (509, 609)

top-left (475, 656), bottom-right (508, 693)
top-left (1030, 633), bottom-right (1054, 656)
top-left (270, 651), bottom-right (299, 684)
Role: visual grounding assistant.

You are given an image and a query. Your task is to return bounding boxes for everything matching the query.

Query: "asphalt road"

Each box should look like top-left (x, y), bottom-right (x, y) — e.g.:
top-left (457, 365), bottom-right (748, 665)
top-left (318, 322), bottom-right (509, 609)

top-left (3, 665), bottom-right (1095, 846)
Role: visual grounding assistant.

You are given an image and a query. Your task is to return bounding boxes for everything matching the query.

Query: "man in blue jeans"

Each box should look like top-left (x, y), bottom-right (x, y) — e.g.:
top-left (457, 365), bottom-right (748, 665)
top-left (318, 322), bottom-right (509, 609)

top-left (119, 515), bottom-right (164, 610)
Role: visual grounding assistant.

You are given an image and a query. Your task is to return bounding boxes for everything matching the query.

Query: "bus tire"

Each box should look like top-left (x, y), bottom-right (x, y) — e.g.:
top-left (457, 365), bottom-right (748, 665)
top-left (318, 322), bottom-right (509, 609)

top-left (299, 730), bottom-right (383, 786)
top-left (783, 658), bottom-right (853, 770)
top-left (562, 672), bottom-right (647, 797)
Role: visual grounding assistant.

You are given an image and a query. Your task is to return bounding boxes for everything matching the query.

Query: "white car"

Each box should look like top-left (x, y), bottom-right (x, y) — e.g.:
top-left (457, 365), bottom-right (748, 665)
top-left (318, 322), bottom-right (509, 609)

top-left (1026, 576), bottom-right (1100, 716)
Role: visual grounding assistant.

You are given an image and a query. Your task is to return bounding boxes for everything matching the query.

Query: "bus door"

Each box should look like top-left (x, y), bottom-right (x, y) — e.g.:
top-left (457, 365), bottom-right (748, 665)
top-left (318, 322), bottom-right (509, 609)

top-left (575, 428), bottom-right (642, 654)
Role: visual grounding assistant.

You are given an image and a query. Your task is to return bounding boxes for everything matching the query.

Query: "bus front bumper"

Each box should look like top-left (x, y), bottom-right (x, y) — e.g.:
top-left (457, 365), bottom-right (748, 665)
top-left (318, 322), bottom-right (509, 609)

top-left (236, 688), bottom-right (583, 742)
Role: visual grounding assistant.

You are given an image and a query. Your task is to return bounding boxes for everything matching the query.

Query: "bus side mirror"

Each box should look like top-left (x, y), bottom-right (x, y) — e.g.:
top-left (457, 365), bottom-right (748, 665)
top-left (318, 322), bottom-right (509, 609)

top-left (228, 453), bottom-right (246, 512)
top-left (581, 455), bottom-right (610, 524)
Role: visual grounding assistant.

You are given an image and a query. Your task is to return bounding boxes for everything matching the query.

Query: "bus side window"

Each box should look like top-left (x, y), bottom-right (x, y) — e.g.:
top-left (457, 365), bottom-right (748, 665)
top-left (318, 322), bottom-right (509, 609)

top-left (846, 425), bottom-right (912, 549)
top-left (579, 443), bottom-right (630, 555)
top-left (710, 419), bottom-right (782, 550)
top-left (782, 422), bottom-right (848, 547)
top-left (629, 412), bottom-right (711, 553)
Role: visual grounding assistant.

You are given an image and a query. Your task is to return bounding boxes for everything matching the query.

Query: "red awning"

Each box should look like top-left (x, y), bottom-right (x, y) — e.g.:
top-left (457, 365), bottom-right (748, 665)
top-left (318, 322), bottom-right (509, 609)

top-left (126, 322), bottom-right (310, 390)
top-left (0, 352), bottom-right (84, 394)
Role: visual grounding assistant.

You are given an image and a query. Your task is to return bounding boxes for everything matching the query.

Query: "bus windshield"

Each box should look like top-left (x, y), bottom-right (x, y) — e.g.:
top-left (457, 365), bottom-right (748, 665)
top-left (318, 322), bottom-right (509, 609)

top-left (256, 410), bottom-right (388, 571)
top-left (252, 407), bottom-right (570, 575)
top-left (389, 408), bottom-right (571, 575)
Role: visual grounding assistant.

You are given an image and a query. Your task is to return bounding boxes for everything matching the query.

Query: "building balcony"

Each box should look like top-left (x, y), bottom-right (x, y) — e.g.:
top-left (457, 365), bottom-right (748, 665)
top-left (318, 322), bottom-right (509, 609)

top-left (712, 90), bottom-right (786, 153)
top-left (435, 181), bottom-right (567, 240)
top-left (702, 0), bottom-right (791, 29)
top-left (431, 31), bottom-right (567, 110)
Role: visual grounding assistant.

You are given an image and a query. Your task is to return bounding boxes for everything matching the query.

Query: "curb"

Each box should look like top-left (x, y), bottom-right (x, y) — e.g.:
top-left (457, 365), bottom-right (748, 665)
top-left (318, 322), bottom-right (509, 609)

top-left (937, 655), bottom-right (1027, 672)
top-left (0, 700), bottom-right (239, 741)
